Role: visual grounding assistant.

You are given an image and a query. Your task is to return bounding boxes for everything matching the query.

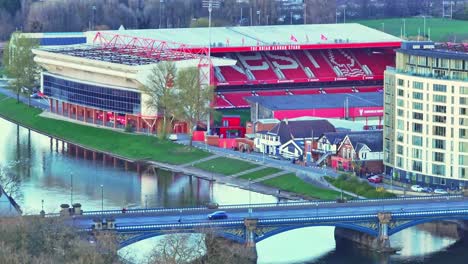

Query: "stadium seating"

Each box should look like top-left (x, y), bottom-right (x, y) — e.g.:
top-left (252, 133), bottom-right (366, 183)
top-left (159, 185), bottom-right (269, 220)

top-left (254, 90), bottom-right (288, 96)
top-left (215, 94), bottom-right (234, 108)
top-left (221, 91), bottom-right (253, 108)
top-left (213, 48), bottom-right (393, 86)
top-left (325, 49), bottom-right (365, 78)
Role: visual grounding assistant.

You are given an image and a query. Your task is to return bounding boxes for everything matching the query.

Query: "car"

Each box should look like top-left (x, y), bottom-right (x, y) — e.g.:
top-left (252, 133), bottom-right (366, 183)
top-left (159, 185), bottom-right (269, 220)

top-left (208, 211), bottom-right (228, 220)
top-left (411, 185), bottom-right (424, 192)
top-left (422, 187), bottom-right (433, 193)
top-left (30, 92), bottom-right (41, 99)
top-left (168, 134), bottom-right (178, 141)
top-left (434, 188), bottom-right (449, 194)
top-left (367, 175), bottom-right (383, 183)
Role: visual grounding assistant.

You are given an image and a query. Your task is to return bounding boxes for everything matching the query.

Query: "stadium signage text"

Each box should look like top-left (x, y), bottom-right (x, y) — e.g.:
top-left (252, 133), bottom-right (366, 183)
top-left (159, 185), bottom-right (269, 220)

top-left (250, 45), bottom-right (301, 51)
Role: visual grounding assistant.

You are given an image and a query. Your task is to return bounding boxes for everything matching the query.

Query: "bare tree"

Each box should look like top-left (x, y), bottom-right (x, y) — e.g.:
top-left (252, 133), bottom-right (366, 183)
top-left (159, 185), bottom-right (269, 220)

top-left (141, 61), bottom-right (177, 139)
top-left (171, 67), bottom-right (214, 147)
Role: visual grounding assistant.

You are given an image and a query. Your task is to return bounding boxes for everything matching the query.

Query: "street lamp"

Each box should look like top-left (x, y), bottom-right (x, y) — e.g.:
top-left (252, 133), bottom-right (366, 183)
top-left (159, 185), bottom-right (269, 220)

top-left (248, 178), bottom-right (252, 217)
top-left (70, 172), bottom-right (73, 206)
top-left (381, 22), bottom-right (385, 32)
top-left (257, 10), bottom-right (260, 25)
top-left (145, 194), bottom-right (148, 209)
top-left (402, 19), bottom-right (406, 38)
top-left (100, 184), bottom-right (104, 217)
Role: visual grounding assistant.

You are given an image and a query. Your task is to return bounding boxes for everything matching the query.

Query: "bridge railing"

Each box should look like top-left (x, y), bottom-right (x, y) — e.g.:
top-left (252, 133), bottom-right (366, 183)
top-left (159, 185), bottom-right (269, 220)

top-left (45, 194), bottom-right (463, 218)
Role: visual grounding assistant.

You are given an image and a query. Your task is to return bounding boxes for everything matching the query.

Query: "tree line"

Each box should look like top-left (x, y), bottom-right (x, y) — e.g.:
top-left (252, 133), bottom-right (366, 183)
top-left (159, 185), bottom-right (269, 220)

top-left (0, 0), bottom-right (337, 41)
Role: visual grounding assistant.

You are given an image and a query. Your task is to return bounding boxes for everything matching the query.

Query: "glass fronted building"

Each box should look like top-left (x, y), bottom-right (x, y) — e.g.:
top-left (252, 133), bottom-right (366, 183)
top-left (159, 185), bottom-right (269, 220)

top-left (384, 41), bottom-right (468, 189)
top-left (43, 73), bottom-right (141, 114)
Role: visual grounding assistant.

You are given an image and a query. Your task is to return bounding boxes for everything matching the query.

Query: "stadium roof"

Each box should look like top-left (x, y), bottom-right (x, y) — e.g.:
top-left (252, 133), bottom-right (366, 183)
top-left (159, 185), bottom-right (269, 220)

top-left (90, 23), bottom-right (401, 52)
top-left (245, 92), bottom-right (383, 110)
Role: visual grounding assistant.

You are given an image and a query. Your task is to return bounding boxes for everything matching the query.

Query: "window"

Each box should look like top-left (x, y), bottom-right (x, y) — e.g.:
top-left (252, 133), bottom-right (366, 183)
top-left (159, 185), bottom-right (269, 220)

top-left (397, 157), bottom-right (403, 167)
top-left (459, 155), bottom-right (468, 166)
top-left (397, 109), bottom-right (404, 116)
top-left (461, 86), bottom-right (468, 95)
top-left (433, 105), bottom-right (446, 113)
top-left (397, 119), bottom-right (404, 129)
top-left (398, 89), bottom-right (404, 96)
top-left (398, 79), bottom-right (404, 86)
top-left (433, 152), bottom-right (445, 162)
top-left (433, 84), bottom-right (447, 92)
top-left (42, 74), bottom-right (141, 114)
top-left (412, 161), bottom-right (422, 172)
top-left (461, 108), bottom-right (467, 115)
top-left (413, 102), bottom-right (423, 110)
top-left (432, 164), bottom-right (445, 176)
top-left (412, 92), bottom-right (423, 100)
top-left (460, 97), bottom-right (468, 105)
top-left (412, 112), bottom-right (423, 120)
top-left (460, 129), bottom-right (468, 139)
top-left (412, 135), bottom-right (423, 146)
top-left (433, 139), bottom-right (445, 149)
top-left (433, 115), bottom-right (446, 123)
top-left (397, 132), bottom-right (404, 142)
top-left (413, 81), bottom-right (423, 90)
top-left (413, 148), bottom-right (422, 159)
top-left (397, 145), bottom-right (404, 155)
top-left (412, 123), bottom-right (423, 133)
top-left (397, 99), bottom-right (404, 107)
top-left (433, 95), bottom-right (446, 103)
top-left (433, 126), bottom-right (446, 136)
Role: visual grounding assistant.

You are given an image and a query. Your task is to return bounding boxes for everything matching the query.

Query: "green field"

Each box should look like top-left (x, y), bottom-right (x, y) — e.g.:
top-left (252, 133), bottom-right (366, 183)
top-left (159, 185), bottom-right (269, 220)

top-left (261, 173), bottom-right (346, 200)
top-left (238, 167), bottom-right (282, 180)
top-left (355, 18), bottom-right (468, 42)
top-left (194, 157), bottom-right (258, 175)
top-left (0, 95), bottom-right (210, 164)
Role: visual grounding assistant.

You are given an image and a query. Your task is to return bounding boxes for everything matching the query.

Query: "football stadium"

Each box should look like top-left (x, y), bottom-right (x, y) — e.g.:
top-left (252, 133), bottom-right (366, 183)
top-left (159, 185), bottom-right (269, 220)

top-left (32, 23), bottom-right (401, 133)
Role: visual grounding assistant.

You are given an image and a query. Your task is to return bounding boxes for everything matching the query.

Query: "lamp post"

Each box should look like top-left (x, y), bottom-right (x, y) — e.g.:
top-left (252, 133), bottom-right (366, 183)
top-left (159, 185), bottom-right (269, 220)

top-left (145, 194), bottom-right (148, 209)
top-left (100, 184), bottom-right (104, 217)
top-left (381, 22), bottom-right (385, 32)
top-left (70, 172), bottom-right (73, 206)
top-left (402, 19), bottom-right (406, 38)
top-left (248, 178), bottom-right (252, 217)
top-left (257, 10), bottom-right (260, 25)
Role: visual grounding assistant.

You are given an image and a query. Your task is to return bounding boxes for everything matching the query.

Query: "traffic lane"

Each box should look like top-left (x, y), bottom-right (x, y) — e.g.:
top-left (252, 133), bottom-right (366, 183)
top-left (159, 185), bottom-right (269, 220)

top-left (70, 200), bottom-right (468, 228)
top-left (70, 196), bottom-right (467, 222)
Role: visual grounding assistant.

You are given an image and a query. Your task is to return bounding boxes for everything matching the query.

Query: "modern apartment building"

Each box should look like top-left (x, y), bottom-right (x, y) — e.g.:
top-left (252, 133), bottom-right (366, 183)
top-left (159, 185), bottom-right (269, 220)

top-left (384, 41), bottom-right (468, 189)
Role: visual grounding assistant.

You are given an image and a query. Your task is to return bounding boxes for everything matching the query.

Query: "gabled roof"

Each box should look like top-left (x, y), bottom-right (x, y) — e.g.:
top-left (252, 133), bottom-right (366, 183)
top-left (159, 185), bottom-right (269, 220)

top-left (347, 130), bottom-right (383, 152)
top-left (269, 120), bottom-right (336, 144)
top-left (321, 130), bottom-right (383, 152)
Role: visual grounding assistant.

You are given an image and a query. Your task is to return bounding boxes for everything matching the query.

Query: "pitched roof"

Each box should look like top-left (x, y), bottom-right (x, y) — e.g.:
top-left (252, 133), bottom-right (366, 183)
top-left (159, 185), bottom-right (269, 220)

top-left (321, 130), bottom-right (383, 152)
top-left (269, 120), bottom-right (336, 144)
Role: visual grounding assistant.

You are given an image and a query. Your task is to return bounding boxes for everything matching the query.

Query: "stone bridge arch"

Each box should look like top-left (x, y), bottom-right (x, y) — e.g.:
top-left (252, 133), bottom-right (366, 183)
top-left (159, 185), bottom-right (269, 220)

top-left (388, 216), bottom-right (468, 236)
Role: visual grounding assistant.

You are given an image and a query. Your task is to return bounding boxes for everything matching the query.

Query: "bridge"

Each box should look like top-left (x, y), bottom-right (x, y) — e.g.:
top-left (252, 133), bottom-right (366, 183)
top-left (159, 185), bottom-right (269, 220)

top-left (51, 195), bottom-right (468, 254)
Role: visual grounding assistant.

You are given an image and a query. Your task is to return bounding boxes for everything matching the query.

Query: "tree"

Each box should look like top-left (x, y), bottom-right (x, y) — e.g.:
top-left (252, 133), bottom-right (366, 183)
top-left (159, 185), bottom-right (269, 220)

top-left (142, 61), bottom-right (177, 139)
top-left (172, 67), bottom-right (214, 147)
top-left (0, 161), bottom-right (22, 199)
top-left (3, 33), bottom-right (39, 105)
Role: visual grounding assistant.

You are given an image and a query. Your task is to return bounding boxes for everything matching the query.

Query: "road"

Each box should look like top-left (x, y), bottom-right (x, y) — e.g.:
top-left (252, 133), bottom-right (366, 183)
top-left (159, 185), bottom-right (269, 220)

top-left (69, 196), bottom-right (467, 229)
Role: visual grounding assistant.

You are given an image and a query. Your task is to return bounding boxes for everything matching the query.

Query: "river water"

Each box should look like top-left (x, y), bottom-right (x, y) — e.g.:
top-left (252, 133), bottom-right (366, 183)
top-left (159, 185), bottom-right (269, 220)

top-left (0, 117), bottom-right (466, 264)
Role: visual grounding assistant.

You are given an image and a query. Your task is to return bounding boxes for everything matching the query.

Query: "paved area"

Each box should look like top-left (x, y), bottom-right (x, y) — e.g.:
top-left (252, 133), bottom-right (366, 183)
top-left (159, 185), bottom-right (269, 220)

top-left (180, 154), bottom-right (219, 167)
top-left (230, 165), bottom-right (268, 178)
top-left (252, 171), bottom-right (288, 183)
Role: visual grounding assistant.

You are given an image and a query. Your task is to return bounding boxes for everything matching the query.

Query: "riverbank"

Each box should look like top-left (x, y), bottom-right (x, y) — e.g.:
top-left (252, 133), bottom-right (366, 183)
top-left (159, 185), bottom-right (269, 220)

top-left (0, 93), bottom-right (345, 201)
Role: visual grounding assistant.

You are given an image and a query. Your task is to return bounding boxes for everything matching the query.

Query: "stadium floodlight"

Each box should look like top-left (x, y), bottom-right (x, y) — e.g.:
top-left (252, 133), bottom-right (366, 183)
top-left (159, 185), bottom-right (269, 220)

top-left (202, 0), bottom-right (221, 134)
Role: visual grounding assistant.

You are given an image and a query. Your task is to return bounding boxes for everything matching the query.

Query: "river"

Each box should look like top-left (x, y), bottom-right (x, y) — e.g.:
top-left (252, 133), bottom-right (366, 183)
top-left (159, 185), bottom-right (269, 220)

top-left (0, 117), bottom-right (466, 264)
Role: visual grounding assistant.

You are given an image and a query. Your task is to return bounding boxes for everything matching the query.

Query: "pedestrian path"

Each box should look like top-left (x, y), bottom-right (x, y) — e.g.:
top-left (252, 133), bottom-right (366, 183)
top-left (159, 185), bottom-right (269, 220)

top-left (181, 154), bottom-right (219, 167)
top-left (230, 165), bottom-right (268, 178)
top-left (252, 171), bottom-right (288, 183)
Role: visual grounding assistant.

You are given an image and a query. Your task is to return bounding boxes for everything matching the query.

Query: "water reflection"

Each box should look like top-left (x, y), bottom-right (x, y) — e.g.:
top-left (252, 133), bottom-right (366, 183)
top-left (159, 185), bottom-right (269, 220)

top-left (0, 117), bottom-right (465, 263)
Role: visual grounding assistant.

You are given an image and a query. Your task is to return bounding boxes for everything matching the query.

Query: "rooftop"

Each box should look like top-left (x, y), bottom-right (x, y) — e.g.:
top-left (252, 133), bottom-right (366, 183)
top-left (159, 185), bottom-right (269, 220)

top-left (246, 92), bottom-right (383, 111)
top-left (92, 23), bottom-right (401, 49)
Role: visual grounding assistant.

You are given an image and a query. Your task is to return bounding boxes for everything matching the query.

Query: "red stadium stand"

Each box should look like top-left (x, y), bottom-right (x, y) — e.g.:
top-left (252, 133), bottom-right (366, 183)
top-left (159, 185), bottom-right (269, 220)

top-left (222, 91), bottom-right (253, 108)
top-left (265, 51), bottom-right (308, 80)
top-left (236, 52), bottom-right (278, 81)
top-left (325, 49), bottom-right (365, 78)
top-left (255, 90), bottom-right (288, 96)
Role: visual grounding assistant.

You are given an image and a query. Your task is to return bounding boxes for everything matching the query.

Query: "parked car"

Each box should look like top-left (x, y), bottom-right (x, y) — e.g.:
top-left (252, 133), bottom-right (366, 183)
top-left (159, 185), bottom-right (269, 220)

top-left (411, 185), bottom-right (424, 192)
top-left (168, 134), bottom-right (178, 141)
top-left (422, 187), bottom-right (433, 193)
top-left (30, 92), bottom-right (41, 99)
top-left (367, 175), bottom-right (383, 183)
top-left (434, 188), bottom-right (449, 194)
top-left (208, 211), bottom-right (228, 220)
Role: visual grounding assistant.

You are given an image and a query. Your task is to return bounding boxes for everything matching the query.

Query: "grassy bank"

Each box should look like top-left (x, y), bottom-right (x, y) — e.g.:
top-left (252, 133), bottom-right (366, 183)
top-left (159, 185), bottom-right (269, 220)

top-left (194, 157), bottom-right (257, 175)
top-left (238, 167), bottom-right (282, 180)
top-left (0, 95), bottom-right (210, 164)
top-left (262, 173), bottom-right (346, 200)
top-left (325, 174), bottom-right (396, 199)
top-left (355, 18), bottom-right (468, 42)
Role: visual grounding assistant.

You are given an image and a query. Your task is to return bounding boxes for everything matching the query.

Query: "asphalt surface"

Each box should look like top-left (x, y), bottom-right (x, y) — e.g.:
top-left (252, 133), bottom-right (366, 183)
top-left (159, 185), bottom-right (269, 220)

top-left (70, 196), bottom-right (468, 229)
